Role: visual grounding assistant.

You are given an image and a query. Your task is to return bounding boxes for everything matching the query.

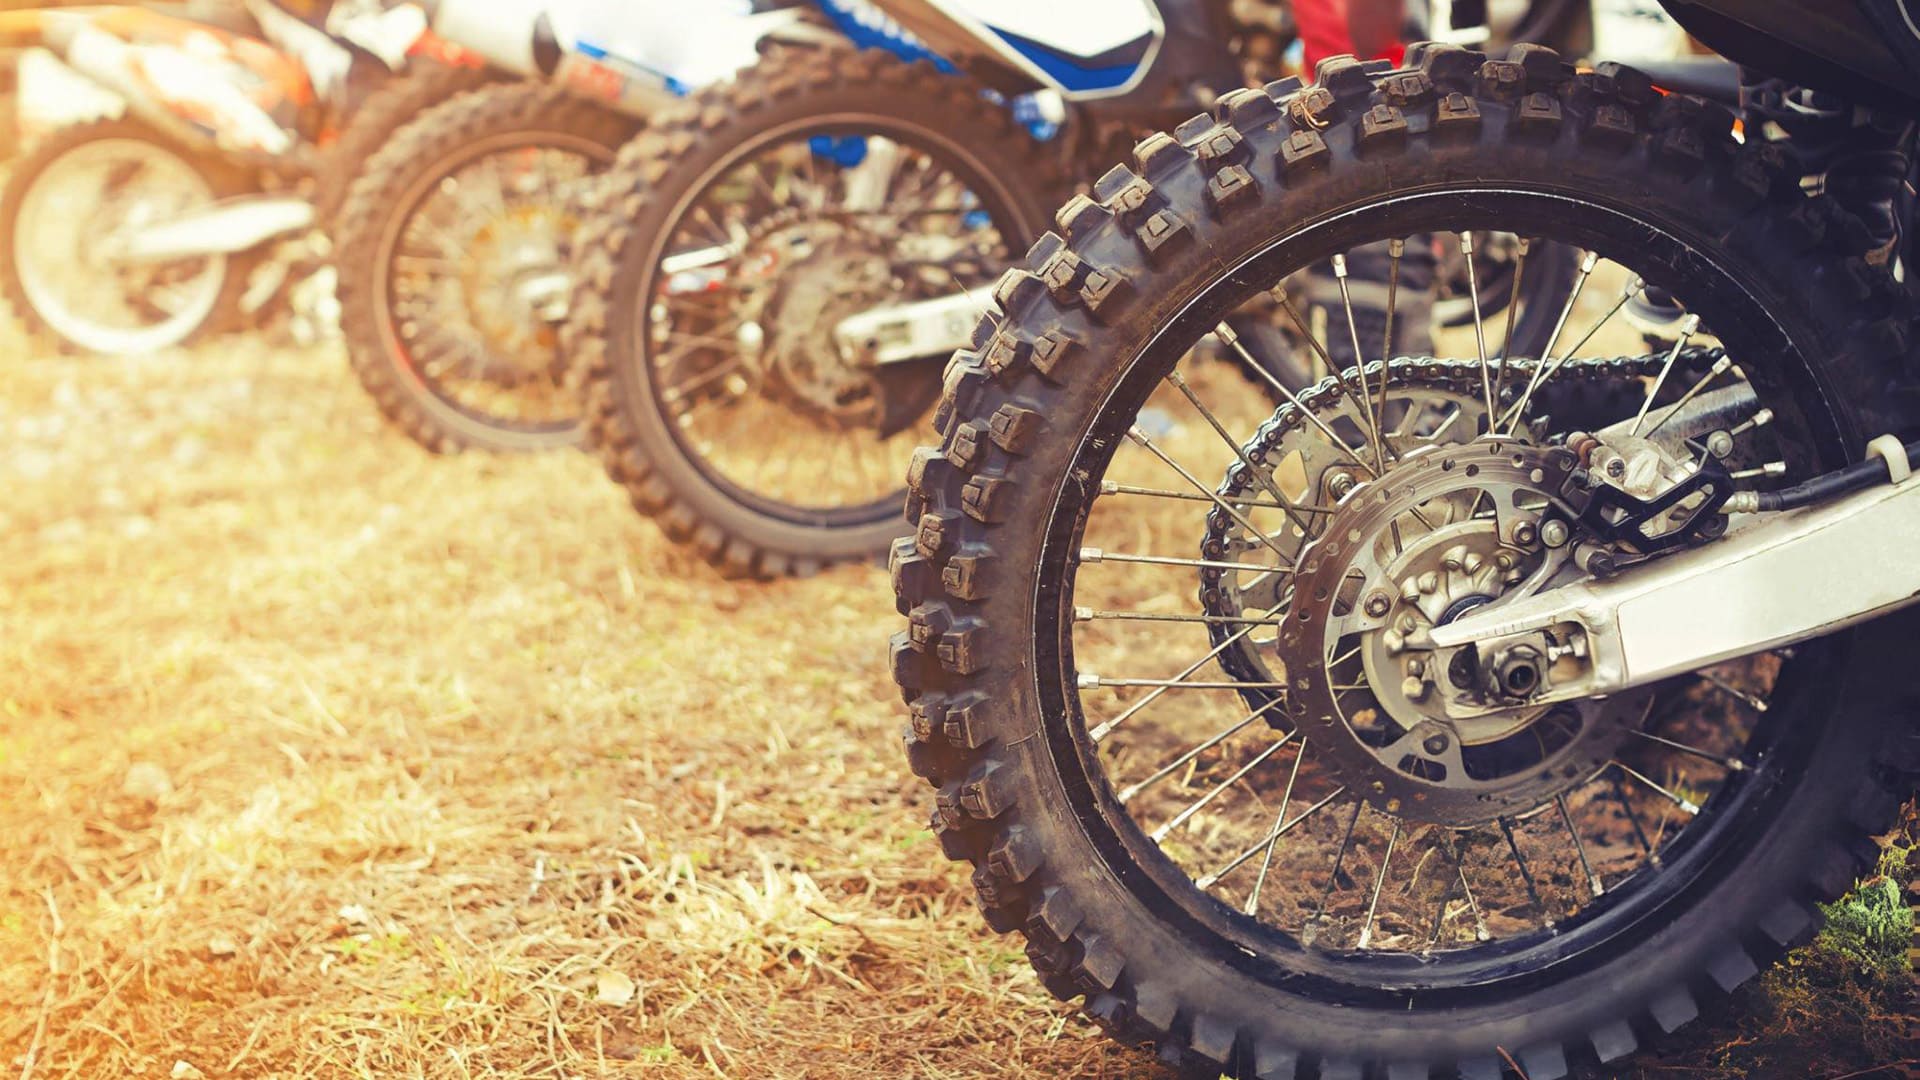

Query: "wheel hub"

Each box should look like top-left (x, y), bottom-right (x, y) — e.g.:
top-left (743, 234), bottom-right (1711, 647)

top-left (1275, 439), bottom-right (1643, 826)
top-left (1360, 518), bottom-right (1539, 748)
top-left (745, 223), bottom-right (901, 430)
top-left (464, 207), bottom-right (572, 381)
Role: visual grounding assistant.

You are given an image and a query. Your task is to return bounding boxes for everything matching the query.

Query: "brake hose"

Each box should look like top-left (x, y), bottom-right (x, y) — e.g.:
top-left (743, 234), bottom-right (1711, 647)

top-left (1750, 435), bottom-right (1920, 511)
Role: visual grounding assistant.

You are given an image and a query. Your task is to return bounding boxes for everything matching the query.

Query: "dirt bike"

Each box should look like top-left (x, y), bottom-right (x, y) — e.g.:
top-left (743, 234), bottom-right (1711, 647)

top-left (891, 0), bottom-right (1920, 1076)
top-left (327, 0), bottom-right (813, 453)
top-left (0, 3), bottom-right (491, 356)
top-left (564, 0), bottom-right (1697, 577)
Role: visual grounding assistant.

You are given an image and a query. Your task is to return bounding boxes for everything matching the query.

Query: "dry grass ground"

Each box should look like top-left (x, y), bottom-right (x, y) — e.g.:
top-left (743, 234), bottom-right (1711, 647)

top-left (0, 325), bottom-right (1911, 1079)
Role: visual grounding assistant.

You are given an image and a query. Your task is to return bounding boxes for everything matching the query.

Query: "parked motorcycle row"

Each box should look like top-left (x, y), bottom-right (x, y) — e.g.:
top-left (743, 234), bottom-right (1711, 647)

top-left (10, 1), bottom-right (1920, 1078)
top-left (1, 0), bottom-right (1680, 565)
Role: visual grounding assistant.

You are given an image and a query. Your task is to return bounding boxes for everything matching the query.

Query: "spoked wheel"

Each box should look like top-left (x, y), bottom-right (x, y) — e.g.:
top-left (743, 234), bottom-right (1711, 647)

top-left (334, 83), bottom-right (636, 452)
top-left (572, 46), bottom-right (1061, 577)
top-left (893, 46), bottom-right (1920, 1078)
top-left (0, 120), bottom-right (247, 355)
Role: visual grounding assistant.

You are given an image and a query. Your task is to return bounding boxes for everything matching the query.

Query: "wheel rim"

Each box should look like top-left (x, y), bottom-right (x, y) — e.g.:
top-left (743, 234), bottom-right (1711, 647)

top-left (1033, 186), bottom-right (1851, 1001)
top-left (631, 114), bottom-right (1036, 528)
top-left (14, 136), bottom-right (227, 355)
top-left (374, 129), bottom-right (613, 444)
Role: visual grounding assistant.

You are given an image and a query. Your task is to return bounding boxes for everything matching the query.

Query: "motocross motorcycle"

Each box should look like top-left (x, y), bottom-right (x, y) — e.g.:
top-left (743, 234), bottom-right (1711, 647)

top-left (0, 3), bottom-right (490, 356)
top-left (565, 0), bottom-right (1690, 577)
top-left (890, 0), bottom-right (1920, 1076)
top-left (329, 0), bottom-right (815, 453)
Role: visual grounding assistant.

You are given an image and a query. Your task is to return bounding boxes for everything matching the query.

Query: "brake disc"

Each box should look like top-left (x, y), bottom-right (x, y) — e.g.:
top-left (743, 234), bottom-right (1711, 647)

top-left (1201, 354), bottom-right (1667, 710)
top-left (1199, 356), bottom-right (1667, 825)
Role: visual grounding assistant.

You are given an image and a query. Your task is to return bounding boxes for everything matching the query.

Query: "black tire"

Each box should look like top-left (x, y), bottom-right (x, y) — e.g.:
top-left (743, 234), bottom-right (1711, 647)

top-left (570, 45), bottom-right (1066, 578)
top-left (334, 81), bottom-right (636, 453)
top-left (0, 118), bottom-right (252, 354)
top-left (312, 60), bottom-right (496, 226)
top-left (891, 45), bottom-right (1920, 1078)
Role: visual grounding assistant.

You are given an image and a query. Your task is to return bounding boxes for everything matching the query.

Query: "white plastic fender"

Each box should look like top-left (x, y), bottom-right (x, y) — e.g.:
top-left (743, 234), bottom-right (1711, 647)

top-left (936, 0), bottom-right (1158, 60)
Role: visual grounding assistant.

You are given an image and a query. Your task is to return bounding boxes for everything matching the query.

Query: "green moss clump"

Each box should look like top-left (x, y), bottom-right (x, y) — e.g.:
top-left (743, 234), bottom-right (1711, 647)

top-left (1812, 844), bottom-right (1915, 981)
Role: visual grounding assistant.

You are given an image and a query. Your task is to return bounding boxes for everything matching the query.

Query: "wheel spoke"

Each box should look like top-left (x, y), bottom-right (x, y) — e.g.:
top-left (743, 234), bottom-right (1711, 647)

top-left (1098, 480), bottom-right (1339, 516)
top-left (1628, 727), bottom-right (1746, 771)
top-left (1151, 734), bottom-right (1294, 841)
top-left (659, 357), bottom-right (746, 404)
top-left (1498, 816), bottom-right (1553, 927)
top-left (1126, 426), bottom-right (1298, 566)
top-left (1082, 595), bottom-right (1289, 742)
top-left (1640, 353), bottom-right (1736, 440)
top-left (1077, 607), bottom-right (1283, 627)
top-left (1489, 237), bottom-right (1531, 407)
top-left (1306, 799), bottom-right (1366, 939)
top-left (1608, 768), bottom-right (1659, 864)
top-left (1081, 675), bottom-right (1286, 691)
top-left (1119, 698), bottom-right (1289, 803)
top-left (1729, 461), bottom-right (1788, 482)
top-left (1612, 760), bottom-right (1701, 815)
top-left (1697, 671), bottom-right (1769, 714)
top-left (1503, 250), bottom-right (1597, 432)
top-left (1380, 238), bottom-right (1404, 420)
top-left (1630, 312), bottom-right (1702, 436)
top-left (1079, 547), bottom-right (1293, 576)
top-left (1245, 739), bottom-right (1308, 915)
top-left (1459, 233), bottom-right (1496, 417)
top-left (1555, 793), bottom-right (1604, 898)
top-left (1442, 833), bottom-right (1491, 943)
top-left (1164, 370), bottom-right (1316, 536)
top-left (1214, 321), bottom-right (1379, 479)
top-left (1329, 254), bottom-right (1389, 473)
top-left (1355, 817), bottom-right (1400, 949)
top-left (1195, 786), bottom-right (1344, 889)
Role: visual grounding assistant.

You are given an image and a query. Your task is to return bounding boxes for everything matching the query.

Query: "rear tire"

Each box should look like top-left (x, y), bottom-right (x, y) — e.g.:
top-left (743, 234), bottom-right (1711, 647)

top-left (334, 82), bottom-right (636, 453)
top-left (891, 46), bottom-right (1920, 1078)
top-left (313, 60), bottom-right (496, 225)
top-left (569, 45), bottom-right (1066, 578)
top-left (0, 119), bottom-right (250, 355)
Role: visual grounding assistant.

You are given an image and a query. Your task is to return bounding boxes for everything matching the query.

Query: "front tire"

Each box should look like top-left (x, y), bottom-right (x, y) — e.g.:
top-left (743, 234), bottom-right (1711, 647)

top-left (891, 46), bottom-right (1920, 1078)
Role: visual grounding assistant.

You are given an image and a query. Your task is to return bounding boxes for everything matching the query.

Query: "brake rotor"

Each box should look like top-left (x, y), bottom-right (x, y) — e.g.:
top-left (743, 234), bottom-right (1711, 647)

top-left (1274, 439), bottom-right (1646, 825)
